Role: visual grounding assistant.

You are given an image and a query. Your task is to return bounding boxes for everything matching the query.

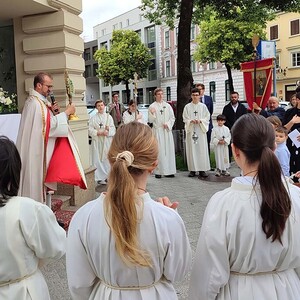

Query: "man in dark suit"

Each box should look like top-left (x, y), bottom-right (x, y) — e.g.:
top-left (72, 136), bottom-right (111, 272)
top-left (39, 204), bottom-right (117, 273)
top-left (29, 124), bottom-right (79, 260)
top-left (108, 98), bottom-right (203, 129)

top-left (109, 92), bottom-right (126, 129)
top-left (222, 91), bottom-right (248, 161)
top-left (196, 83), bottom-right (213, 154)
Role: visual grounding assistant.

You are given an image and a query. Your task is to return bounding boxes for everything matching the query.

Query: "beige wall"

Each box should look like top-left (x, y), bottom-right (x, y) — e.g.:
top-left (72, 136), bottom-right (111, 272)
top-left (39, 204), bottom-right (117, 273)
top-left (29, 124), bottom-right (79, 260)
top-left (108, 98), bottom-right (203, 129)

top-left (267, 12), bottom-right (300, 100)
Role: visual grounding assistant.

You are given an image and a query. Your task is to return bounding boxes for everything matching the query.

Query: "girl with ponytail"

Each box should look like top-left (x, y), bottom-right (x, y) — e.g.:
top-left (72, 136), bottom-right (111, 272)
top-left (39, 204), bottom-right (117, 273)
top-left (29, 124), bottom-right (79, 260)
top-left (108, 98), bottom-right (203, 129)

top-left (67, 122), bottom-right (191, 300)
top-left (189, 113), bottom-right (300, 300)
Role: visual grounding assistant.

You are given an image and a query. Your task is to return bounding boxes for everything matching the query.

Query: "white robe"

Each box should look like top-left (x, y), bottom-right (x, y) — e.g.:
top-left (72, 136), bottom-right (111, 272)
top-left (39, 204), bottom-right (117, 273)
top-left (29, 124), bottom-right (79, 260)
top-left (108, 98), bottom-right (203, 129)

top-left (66, 193), bottom-right (191, 300)
top-left (123, 110), bottom-right (146, 124)
top-left (16, 89), bottom-right (87, 202)
top-left (211, 125), bottom-right (231, 171)
top-left (148, 101), bottom-right (176, 176)
top-left (189, 177), bottom-right (300, 300)
top-left (89, 112), bottom-right (115, 181)
top-left (0, 196), bottom-right (66, 299)
top-left (183, 102), bottom-right (211, 172)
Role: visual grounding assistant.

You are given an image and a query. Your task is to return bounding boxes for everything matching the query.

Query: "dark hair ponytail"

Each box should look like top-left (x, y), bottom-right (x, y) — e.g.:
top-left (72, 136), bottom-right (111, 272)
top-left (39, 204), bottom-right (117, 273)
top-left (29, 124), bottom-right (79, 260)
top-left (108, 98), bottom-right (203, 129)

top-left (232, 114), bottom-right (291, 243)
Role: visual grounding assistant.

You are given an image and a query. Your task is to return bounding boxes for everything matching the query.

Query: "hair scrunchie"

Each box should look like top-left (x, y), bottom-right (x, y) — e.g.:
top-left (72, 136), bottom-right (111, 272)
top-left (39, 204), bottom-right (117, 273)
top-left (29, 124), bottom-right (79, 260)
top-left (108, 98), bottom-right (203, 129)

top-left (116, 151), bottom-right (134, 167)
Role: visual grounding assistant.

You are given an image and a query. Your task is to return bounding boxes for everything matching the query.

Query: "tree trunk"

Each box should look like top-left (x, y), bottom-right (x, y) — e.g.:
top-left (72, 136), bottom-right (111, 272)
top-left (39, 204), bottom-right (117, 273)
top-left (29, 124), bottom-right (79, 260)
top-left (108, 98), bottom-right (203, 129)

top-left (125, 80), bottom-right (130, 104)
top-left (225, 63), bottom-right (234, 93)
top-left (176, 0), bottom-right (194, 130)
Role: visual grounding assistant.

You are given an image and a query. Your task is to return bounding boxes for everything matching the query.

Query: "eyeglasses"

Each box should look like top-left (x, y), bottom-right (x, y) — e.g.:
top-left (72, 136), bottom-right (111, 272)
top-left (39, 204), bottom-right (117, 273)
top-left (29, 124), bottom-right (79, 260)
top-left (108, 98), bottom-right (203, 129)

top-left (42, 84), bottom-right (53, 88)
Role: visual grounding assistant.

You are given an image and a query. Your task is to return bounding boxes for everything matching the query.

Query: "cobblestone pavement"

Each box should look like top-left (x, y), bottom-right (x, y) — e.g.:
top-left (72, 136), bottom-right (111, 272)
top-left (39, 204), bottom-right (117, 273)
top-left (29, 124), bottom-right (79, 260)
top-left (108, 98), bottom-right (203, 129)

top-left (42, 163), bottom-right (240, 299)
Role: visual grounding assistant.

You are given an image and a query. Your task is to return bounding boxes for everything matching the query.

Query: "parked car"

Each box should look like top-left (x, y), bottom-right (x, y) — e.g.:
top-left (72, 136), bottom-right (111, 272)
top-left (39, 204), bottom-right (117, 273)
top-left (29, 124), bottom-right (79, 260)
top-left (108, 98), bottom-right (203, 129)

top-left (138, 103), bottom-right (150, 124)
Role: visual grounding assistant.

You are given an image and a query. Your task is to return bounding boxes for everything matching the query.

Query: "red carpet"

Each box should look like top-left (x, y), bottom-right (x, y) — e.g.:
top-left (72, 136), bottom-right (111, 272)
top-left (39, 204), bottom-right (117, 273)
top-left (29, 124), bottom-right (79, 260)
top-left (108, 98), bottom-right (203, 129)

top-left (51, 199), bottom-right (75, 231)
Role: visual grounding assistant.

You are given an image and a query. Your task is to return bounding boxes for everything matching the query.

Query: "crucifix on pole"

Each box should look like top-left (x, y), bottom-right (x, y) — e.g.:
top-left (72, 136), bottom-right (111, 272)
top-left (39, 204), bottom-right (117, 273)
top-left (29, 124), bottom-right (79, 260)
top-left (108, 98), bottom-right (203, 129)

top-left (133, 72), bottom-right (138, 119)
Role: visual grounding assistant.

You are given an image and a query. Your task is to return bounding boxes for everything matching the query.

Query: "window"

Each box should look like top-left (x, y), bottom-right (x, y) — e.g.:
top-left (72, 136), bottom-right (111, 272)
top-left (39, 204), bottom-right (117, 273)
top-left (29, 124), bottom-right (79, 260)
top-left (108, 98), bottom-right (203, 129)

top-left (84, 48), bottom-right (91, 61)
top-left (100, 42), bottom-right (108, 49)
top-left (270, 25), bottom-right (278, 40)
top-left (92, 46), bottom-right (98, 56)
top-left (126, 19), bottom-right (130, 26)
top-left (275, 53), bottom-right (280, 69)
top-left (119, 22), bottom-right (122, 29)
top-left (165, 60), bottom-right (171, 77)
top-left (209, 81), bottom-right (216, 102)
top-left (166, 87), bottom-right (171, 101)
top-left (113, 23), bottom-right (118, 30)
top-left (208, 62), bottom-right (216, 70)
top-left (146, 26), bottom-right (155, 44)
top-left (292, 52), bottom-right (300, 67)
top-left (84, 65), bottom-right (91, 78)
top-left (191, 24), bottom-right (195, 40)
top-left (175, 27), bottom-right (179, 45)
top-left (93, 64), bottom-right (98, 77)
top-left (291, 19), bottom-right (300, 36)
top-left (225, 80), bottom-right (230, 102)
top-left (101, 28), bottom-right (106, 36)
top-left (191, 55), bottom-right (196, 72)
top-left (165, 30), bottom-right (170, 49)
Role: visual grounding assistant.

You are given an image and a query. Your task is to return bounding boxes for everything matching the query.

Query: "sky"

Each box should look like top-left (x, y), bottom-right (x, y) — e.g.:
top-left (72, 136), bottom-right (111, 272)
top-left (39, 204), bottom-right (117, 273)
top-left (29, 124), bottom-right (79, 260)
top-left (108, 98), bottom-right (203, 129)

top-left (80, 0), bottom-right (142, 42)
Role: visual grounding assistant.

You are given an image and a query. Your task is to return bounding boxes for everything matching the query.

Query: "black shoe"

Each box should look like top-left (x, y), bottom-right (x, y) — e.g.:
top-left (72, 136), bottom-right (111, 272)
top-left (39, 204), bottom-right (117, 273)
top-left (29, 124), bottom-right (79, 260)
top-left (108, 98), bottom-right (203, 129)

top-left (198, 171), bottom-right (209, 178)
top-left (165, 174), bottom-right (175, 178)
top-left (155, 175), bottom-right (162, 179)
top-left (188, 171), bottom-right (196, 177)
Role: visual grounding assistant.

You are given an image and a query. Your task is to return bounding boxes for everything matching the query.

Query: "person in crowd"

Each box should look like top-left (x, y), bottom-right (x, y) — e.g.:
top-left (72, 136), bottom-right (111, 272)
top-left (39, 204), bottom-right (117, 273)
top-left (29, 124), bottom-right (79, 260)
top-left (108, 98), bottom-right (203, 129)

top-left (0, 136), bottom-right (66, 299)
top-left (196, 83), bottom-right (213, 154)
top-left (123, 99), bottom-right (146, 124)
top-left (274, 126), bottom-right (290, 177)
top-left (283, 91), bottom-right (300, 175)
top-left (267, 115), bottom-right (282, 129)
top-left (222, 91), bottom-right (247, 161)
top-left (109, 92), bottom-right (126, 128)
top-left (287, 94), bottom-right (297, 109)
top-left (253, 96), bottom-right (286, 122)
top-left (211, 114), bottom-right (231, 177)
top-left (148, 88), bottom-right (176, 178)
top-left (16, 72), bottom-right (86, 203)
top-left (189, 113), bottom-right (300, 300)
top-left (183, 88), bottom-right (211, 178)
top-left (89, 100), bottom-right (116, 185)
top-left (66, 122), bottom-right (191, 299)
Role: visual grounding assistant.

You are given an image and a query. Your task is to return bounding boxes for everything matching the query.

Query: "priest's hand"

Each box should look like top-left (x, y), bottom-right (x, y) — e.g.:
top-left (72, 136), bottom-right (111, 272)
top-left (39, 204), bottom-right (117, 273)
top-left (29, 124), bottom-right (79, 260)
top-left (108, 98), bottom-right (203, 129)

top-left (150, 107), bottom-right (156, 114)
top-left (65, 103), bottom-right (75, 117)
top-left (156, 196), bottom-right (179, 210)
top-left (51, 102), bottom-right (60, 115)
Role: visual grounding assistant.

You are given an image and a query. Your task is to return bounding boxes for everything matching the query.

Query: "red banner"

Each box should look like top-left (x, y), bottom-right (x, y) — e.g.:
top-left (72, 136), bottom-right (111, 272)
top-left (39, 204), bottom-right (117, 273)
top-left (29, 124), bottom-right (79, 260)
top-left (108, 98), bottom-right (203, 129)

top-left (240, 58), bottom-right (274, 110)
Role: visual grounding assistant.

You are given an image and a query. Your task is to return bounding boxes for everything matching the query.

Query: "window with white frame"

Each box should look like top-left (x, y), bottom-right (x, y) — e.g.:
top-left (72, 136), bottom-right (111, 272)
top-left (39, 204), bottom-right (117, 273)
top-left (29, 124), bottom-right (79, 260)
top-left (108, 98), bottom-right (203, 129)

top-left (175, 27), bottom-right (179, 45)
top-left (209, 81), bottom-right (216, 102)
top-left (225, 80), bottom-right (230, 102)
top-left (290, 19), bottom-right (300, 36)
top-left (126, 19), bottom-right (130, 26)
top-left (208, 62), bottom-right (216, 70)
top-left (165, 30), bottom-right (170, 49)
top-left (165, 60), bottom-right (171, 77)
top-left (166, 87), bottom-right (171, 101)
top-left (291, 51), bottom-right (300, 67)
top-left (275, 53), bottom-right (280, 69)
top-left (191, 24), bottom-right (195, 40)
top-left (191, 55), bottom-right (196, 72)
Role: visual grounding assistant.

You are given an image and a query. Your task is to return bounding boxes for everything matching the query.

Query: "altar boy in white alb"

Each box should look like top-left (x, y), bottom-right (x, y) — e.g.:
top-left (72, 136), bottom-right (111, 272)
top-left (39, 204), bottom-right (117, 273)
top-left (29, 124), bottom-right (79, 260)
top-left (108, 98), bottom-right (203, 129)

top-left (183, 88), bottom-right (211, 179)
top-left (211, 114), bottom-right (231, 177)
top-left (148, 88), bottom-right (176, 178)
top-left (89, 100), bottom-right (116, 185)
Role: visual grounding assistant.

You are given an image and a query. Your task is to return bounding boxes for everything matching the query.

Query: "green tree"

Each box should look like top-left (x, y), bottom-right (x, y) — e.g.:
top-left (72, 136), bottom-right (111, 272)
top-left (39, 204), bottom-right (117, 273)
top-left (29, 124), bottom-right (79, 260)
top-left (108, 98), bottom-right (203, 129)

top-left (94, 30), bottom-right (152, 103)
top-left (194, 6), bottom-right (271, 93)
top-left (141, 0), bottom-right (300, 129)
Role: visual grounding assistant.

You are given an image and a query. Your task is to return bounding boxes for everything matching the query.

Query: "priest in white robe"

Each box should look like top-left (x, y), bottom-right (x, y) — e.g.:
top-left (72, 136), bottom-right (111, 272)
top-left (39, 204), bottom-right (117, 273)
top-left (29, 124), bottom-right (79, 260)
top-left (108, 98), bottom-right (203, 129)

top-left (148, 88), bottom-right (176, 178)
top-left (183, 88), bottom-right (211, 178)
top-left (16, 72), bottom-right (87, 203)
top-left (211, 114), bottom-right (231, 176)
top-left (89, 100), bottom-right (116, 184)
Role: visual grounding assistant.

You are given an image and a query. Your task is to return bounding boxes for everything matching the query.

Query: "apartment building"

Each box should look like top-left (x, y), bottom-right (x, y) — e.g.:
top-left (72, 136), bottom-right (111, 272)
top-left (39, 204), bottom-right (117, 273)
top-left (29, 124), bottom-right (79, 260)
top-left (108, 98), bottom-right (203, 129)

top-left (93, 7), bottom-right (160, 104)
top-left (267, 12), bottom-right (300, 101)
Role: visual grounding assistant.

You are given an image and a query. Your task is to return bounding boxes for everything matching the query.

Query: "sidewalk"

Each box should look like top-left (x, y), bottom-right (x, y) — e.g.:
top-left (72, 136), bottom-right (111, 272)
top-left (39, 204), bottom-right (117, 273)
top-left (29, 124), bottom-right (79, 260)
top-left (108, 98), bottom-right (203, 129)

top-left (42, 163), bottom-right (241, 300)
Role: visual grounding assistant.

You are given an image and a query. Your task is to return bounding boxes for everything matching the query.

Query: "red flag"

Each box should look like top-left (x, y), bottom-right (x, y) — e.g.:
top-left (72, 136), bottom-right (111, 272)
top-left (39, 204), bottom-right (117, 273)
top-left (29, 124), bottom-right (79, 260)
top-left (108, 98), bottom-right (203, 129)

top-left (240, 58), bottom-right (274, 110)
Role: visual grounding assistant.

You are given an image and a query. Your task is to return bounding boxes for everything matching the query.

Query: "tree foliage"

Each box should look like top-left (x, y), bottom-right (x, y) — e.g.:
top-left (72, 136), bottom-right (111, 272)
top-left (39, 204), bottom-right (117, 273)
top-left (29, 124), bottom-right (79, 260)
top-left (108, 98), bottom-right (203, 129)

top-left (141, 0), bottom-right (300, 129)
top-left (94, 30), bottom-right (152, 102)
